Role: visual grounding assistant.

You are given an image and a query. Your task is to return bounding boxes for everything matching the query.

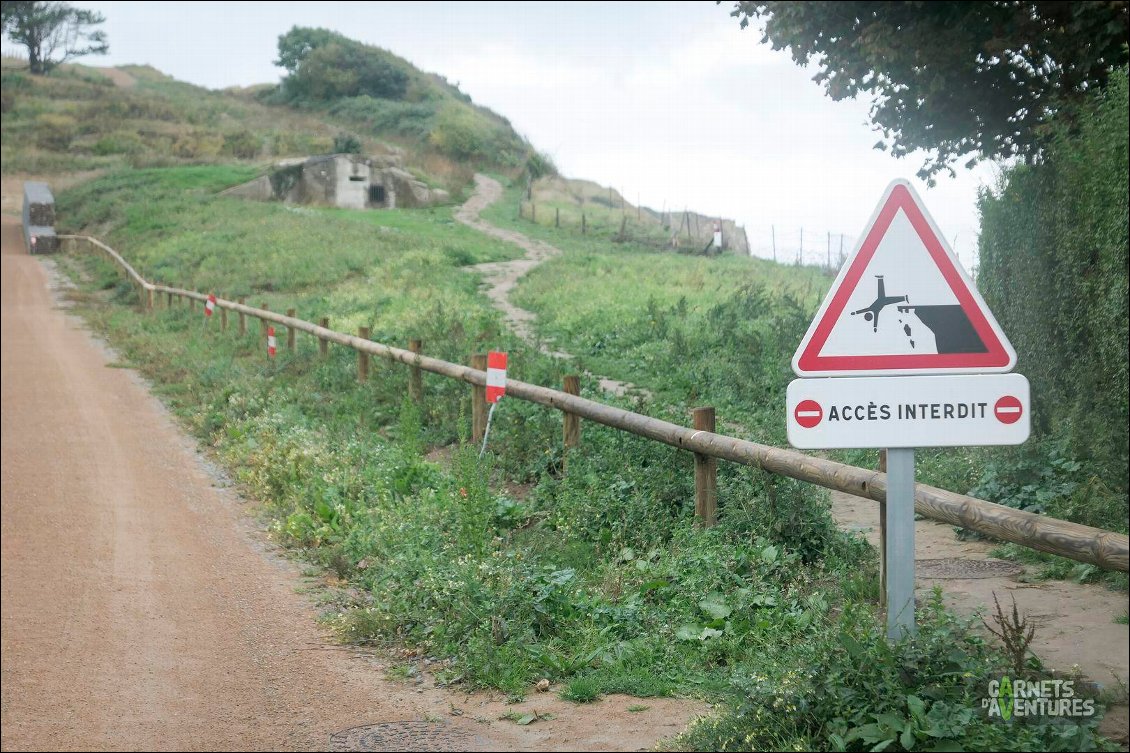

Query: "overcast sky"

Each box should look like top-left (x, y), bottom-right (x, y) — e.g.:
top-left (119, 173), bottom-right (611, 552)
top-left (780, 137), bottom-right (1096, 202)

top-left (5, 1), bottom-right (1000, 267)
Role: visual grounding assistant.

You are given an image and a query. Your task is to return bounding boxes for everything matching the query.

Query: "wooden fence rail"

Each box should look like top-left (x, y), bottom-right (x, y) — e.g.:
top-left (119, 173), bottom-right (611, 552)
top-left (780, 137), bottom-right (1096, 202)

top-left (59, 234), bottom-right (1130, 572)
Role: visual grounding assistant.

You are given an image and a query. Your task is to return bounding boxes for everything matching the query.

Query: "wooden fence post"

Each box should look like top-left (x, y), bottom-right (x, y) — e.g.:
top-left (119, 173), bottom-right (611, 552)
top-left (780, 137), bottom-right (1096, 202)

top-left (581, 212), bottom-right (586, 234)
top-left (260, 303), bottom-right (269, 337)
top-left (238, 298), bottom-right (246, 335)
top-left (555, 207), bottom-right (560, 228)
top-left (409, 339), bottom-right (423, 404)
top-left (358, 327), bottom-right (370, 382)
top-left (879, 449), bottom-right (888, 609)
top-left (563, 375), bottom-right (581, 469)
top-left (286, 308), bottom-right (296, 351)
top-left (190, 296), bottom-right (196, 312)
top-left (146, 288), bottom-right (154, 312)
top-left (167, 290), bottom-right (173, 307)
top-left (319, 317), bottom-right (329, 357)
top-left (471, 353), bottom-right (487, 442)
top-left (693, 407), bottom-right (718, 527)
top-left (220, 303), bottom-right (228, 332)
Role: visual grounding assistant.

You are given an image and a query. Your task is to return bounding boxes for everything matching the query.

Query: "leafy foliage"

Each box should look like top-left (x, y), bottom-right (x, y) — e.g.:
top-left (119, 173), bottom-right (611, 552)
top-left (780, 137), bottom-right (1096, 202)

top-left (275, 28), bottom-right (409, 103)
top-left (331, 131), bottom-right (362, 154)
top-left (267, 26), bottom-right (536, 171)
top-left (977, 68), bottom-right (1128, 516)
top-left (678, 592), bottom-right (1112, 752)
top-left (2, 0), bottom-right (109, 74)
top-left (731, 1), bottom-right (1130, 181)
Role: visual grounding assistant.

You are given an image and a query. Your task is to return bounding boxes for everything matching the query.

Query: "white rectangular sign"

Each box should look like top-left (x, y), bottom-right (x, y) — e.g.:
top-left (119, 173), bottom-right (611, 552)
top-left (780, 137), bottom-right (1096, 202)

top-left (787, 373), bottom-right (1030, 449)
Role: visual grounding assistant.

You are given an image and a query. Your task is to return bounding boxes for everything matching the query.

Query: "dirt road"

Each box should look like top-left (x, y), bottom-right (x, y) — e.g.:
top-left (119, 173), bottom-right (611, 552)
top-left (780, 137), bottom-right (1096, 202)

top-left (0, 210), bottom-right (703, 750)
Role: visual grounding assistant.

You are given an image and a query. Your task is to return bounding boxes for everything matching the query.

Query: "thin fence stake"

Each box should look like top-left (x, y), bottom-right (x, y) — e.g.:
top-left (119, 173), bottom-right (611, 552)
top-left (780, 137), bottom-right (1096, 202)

top-left (286, 308), bottom-right (296, 351)
top-left (238, 298), bottom-right (246, 335)
top-left (319, 317), bottom-right (329, 356)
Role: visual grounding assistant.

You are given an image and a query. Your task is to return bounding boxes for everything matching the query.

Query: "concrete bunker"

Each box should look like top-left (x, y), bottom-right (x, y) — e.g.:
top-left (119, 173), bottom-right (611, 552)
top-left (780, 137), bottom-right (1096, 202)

top-left (222, 153), bottom-right (449, 210)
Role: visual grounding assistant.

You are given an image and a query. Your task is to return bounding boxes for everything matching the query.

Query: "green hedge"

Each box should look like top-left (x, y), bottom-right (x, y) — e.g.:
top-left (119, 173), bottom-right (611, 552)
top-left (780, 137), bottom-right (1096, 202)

top-left (977, 68), bottom-right (1129, 496)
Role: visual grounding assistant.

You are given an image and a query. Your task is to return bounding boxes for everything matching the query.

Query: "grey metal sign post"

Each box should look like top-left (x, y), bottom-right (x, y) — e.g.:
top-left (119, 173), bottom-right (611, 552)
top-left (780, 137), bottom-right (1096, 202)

top-left (884, 447), bottom-right (916, 639)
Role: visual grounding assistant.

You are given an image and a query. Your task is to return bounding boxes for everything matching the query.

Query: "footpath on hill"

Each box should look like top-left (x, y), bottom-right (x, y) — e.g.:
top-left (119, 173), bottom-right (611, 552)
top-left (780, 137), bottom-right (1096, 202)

top-left (456, 174), bottom-right (648, 398)
top-left (454, 175), bottom-right (1129, 743)
top-left (0, 188), bottom-right (704, 751)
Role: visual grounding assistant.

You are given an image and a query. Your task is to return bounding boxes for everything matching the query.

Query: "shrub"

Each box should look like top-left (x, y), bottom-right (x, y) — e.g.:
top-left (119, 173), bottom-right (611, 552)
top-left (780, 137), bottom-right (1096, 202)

top-left (279, 35), bottom-right (408, 104)
top-left (172, 131), bottom-right (224, 159)
top-left (222, 130), bottom-right (260, 159)
top-left (34, 112), bottom-right (78, 150)
top-left (977, 67), bottom-right (1128, 507)
top-left (332, 132), bottom-right (362, 154)
top-left (525, 149), bottom-right (557, 181)
top-left (329, 96), bottom-right (435, 139)
top-left (91, 131), bottom-right (145, 156)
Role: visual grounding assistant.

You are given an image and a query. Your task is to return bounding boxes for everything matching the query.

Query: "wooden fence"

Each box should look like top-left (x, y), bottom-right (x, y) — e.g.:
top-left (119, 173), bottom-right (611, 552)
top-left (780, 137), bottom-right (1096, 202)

top-left (60, 234), bottom-right (1129, 573)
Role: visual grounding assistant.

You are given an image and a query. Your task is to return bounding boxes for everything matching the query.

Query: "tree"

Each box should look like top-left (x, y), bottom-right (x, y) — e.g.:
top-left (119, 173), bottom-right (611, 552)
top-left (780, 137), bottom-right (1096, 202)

top-left (1, 1), bottom-right (108, 74)
top-left (731, 1), bottom-right (1129, 181)
top-left (274, 26), bottom-right (339, 75)
top-left (274, 26), bottom-right (408, 103)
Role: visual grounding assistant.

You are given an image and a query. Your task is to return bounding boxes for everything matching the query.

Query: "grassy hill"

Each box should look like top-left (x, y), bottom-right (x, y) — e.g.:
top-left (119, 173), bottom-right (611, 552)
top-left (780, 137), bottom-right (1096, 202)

top-left (1, 30), bottom-right (546, 197)
top-left (2, 60), bottom-right (332, 172)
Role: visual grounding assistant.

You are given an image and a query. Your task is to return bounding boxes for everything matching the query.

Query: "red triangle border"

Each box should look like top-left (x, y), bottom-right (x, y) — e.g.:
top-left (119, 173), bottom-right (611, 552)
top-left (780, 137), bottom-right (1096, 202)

top-left (795, 184), bottom-right (1012, 373)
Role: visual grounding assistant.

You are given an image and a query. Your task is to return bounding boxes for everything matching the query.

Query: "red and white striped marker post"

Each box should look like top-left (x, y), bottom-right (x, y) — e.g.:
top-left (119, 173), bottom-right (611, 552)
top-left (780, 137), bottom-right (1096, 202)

top-left (204, 293), bottom-right (216, 318)
top-left (267, 326), bottom-right (277, 358)
top-left (486, 351), bottom-right (507, 403)
top-left (479, 351), bottom-right (507, 457)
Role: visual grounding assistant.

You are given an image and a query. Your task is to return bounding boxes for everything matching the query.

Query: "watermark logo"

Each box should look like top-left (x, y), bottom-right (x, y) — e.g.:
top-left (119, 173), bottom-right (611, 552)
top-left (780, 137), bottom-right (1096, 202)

top-left (983, 676), bottom-right (1095, 720)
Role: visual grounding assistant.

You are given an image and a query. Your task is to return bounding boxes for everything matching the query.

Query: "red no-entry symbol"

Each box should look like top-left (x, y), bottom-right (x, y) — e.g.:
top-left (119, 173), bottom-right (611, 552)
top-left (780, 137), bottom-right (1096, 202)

top-left (794, 399), bottom-right (823, 428)
top-left (994, 395), bottom-right (1023, 424)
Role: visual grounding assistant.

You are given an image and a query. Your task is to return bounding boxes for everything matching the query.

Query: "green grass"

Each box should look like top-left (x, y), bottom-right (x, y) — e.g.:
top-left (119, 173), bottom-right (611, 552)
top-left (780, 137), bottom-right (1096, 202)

top-left (57, 167), bottom-right (520, 299)
top-left (561, 676), bottom-right (602, 703)
top-left (50, 164), bottom-right (1118, 752)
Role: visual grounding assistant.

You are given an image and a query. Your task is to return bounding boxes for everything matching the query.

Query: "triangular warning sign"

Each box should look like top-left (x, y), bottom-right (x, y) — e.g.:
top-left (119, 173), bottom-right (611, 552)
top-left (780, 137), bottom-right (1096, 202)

top-left (793, 180), bottom-right (1015, 377)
